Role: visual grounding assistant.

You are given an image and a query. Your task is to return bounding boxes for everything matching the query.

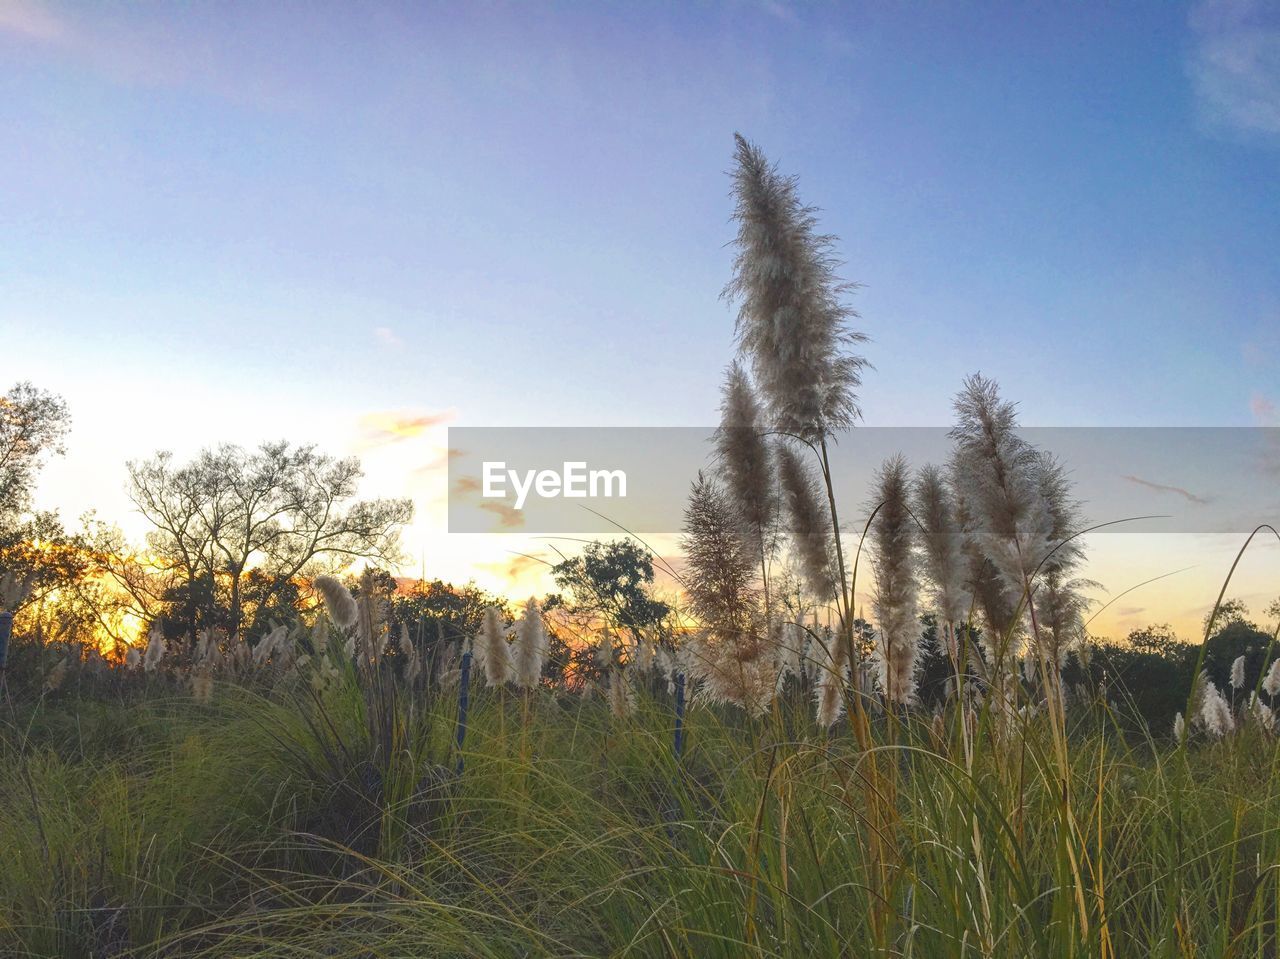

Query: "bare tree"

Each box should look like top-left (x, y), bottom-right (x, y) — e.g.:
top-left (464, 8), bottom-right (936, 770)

top-left (0, 382), bottom-right (70, 521)
top-left (128, 441), bottom-right (412, 641)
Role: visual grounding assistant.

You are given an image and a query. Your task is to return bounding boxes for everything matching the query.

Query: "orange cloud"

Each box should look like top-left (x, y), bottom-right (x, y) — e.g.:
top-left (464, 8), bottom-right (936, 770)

top-left (478, 501), bottom-right (524, 529)
top-left (357, 410), bottom-right (455, 449)
top-left (452, 475), bottom-right (481, 495)
top-left (1251, 392), bottom-right (1278, 425)
top-left (477, 553), bottom-right (549, 587)
top-left (424, 447), bottom-right (464, 470)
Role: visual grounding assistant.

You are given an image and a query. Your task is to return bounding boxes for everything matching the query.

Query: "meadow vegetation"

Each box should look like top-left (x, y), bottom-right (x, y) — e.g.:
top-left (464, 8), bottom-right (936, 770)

top-left (2, 134), bottom-right (1279, 957)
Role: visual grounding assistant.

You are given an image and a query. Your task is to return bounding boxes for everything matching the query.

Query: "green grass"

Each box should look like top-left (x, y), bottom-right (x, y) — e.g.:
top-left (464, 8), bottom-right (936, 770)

top-left (3, 672), bottom-right (1280, 958)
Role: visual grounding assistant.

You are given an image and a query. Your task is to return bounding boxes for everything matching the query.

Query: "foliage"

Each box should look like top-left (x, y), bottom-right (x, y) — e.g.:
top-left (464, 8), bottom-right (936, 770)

top-left (124, 442), bottom-right (412, 640)
top-left (549, 538), bottom-right (671, 642)
top-left (0, 382), bottom-right (70, 521)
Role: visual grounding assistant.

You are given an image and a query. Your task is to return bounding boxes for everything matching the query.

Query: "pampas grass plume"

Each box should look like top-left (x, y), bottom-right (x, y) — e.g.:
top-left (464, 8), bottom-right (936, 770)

top-left (1265, 658), bottom-right (1280, 698)
top-left (513, 597), bottom-right (547, 689)
top-left (314, 575), bottom-right (357, 629)
top-left (475, 605), bottom-right (513, 686)
top-left (143, 625), bottom-right (166, 673)
top-left (1231, 654), bottom-right (1246, 690)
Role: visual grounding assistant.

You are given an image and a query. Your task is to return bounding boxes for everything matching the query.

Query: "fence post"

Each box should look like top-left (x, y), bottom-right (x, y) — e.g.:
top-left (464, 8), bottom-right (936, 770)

top-left (454, 649), bottom-right (472, 775)
top-left (673, 672), bottom-right (686, 759)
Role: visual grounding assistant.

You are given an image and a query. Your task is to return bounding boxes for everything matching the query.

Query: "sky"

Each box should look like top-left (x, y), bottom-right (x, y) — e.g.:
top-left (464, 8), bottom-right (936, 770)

top-left (2, 0), bottom-right (1279, 639)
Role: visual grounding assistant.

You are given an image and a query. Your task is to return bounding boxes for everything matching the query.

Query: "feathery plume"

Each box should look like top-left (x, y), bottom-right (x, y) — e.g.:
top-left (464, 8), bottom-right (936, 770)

top-left (353, 570), bottom-right (388, 669)
top-left (191, 665), bottom-right (214, 704)
top-left (125, 646), bottom-right (141, 669)
top-left (608, 669), bottom-right (635, 719)
top-left (403, 648), bottom-right (422, 685)
top-left (725, 133), bottom-right (868, 443)
top-left (512, 597), bottom-right (548, 689)
top-left (950, 376), bottom-right (1090, 671)
top-left (143, 625), bottom-right (166, 673)
top-left (1264, 658), bottom-right (1280, 698)
top-left (914, 464), bottom-right (970, 656)
top-left (637, 636), bottom-right (657, 674)
top-left (869, 455), bottom-right (920, 706)
top-left (311, 653), bottom-right (340, 692)
top-left (813, 625), bottom-right (848, 727)
top-left (595, 632), bottom-right (614, 669)
top-left (656, 645), bottom-right (677, 693)
top-left (715, 362), bottom-right (776, 558)
top-left (681, 472), bottom-right (761, 646)
top-left (1198, 672), bottom-right (1234, 739)
top-left (474, 606), bottom-right (512, 687)
top-left (1231, 654), bottom-right (1246, 691)
top-left (776, 443), bottom-right (836, 602)
top-left (950, 376), bottom-right (1052, 595)
top-left (1248, 693), bottom-right (1275, 733)
top-left (1173, 711), bottom-right (1186, 742)
top-left (194, 629), bottom-right (215, 664)
top-left (253, 625), bottom-right (288, 666)
top-left (438, 640), bottom-right (463, 688)
top-left (314, 575), bottom-right (357, 629)
top-left (234, 635), bottom-right (251, 669)
top-left (683, 626), bottom-right (780, 718)
top-left (775, 619), bottom-right (805, 685)
top-left (1031, 456), bottom-right (1093, 667)
top-left (815, 657), bottom-right (846, 728)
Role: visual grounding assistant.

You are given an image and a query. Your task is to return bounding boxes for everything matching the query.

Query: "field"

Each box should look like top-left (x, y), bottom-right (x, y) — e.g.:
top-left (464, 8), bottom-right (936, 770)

top-left (3, 616), bottom-right (1280, 959)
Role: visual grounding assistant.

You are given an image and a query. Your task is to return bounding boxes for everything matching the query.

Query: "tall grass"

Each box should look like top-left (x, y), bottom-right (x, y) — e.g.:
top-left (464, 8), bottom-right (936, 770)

top-left (5, 653), bottom-right (1280, 957)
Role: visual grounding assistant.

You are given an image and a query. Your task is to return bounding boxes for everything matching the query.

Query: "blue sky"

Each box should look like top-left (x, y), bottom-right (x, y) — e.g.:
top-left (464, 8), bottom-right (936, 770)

top-left (2, 0), bottom-right (1278, 632)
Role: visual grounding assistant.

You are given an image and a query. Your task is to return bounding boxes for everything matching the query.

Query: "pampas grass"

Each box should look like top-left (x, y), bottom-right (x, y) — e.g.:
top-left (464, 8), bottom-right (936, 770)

top-left (776, 442), bottom-right (836, 603)
top-left (314, 574), bottom-right (357, 629)
top-left (1265, 657), bottom-right (1280, 698)
top-left (1197, 671), bottom-right (1234, 739)
top-left (914, 463), bottom-right (968, 659)
top-left (680, 471), bottom-right (760, 645)
top-left (607, 668), bottom-right (635, 719)
top-left (142, 625), bottom-right (166, 673)
top-left (869, 455), bottom-right (919, 706)
top-left (474, 606), bottom-right (513, 687)
top-left (512, 597), bottom-right (547, 690)
top-left (715, 361), bottom-right (776, 560)
top-left (725, 133), bottom-right (867, 443)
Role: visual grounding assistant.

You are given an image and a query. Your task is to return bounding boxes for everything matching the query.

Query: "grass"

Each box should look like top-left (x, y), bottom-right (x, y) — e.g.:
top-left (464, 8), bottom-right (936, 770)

top-left (4, 663), bottom-right (1280, 958)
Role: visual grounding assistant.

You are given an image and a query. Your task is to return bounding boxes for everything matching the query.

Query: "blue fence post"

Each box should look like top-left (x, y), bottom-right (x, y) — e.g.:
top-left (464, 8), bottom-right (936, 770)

top-left (454, 650), bottom-right (472, 775)
top-left (673, 672), bottom-right (686, 760)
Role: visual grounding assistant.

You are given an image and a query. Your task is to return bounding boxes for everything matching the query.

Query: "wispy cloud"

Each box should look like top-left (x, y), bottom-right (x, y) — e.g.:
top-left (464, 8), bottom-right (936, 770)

top-left (1121, 474), bottom-right (1211, 505)
top-left (477, 553), bottom-right (547, 587)
top-left (478, 501), bottom-right (525, 529)
top-left (0, 0), bottom-right (66, 42)
top-left (1189, 0), bottom-right (1280, 140)
top-left (756, 0), bottom-right (798, 24)
top-left (1251, 392), bottom-right (1280, 479)
top-left (0, 0), bottom-right (299, 108)
top-left (373, 326), bottom-right (402, 348)
top-left (357, 410), bottom-right (454, 449)
top-left (1251, 391), bottom-right (1279, 424)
